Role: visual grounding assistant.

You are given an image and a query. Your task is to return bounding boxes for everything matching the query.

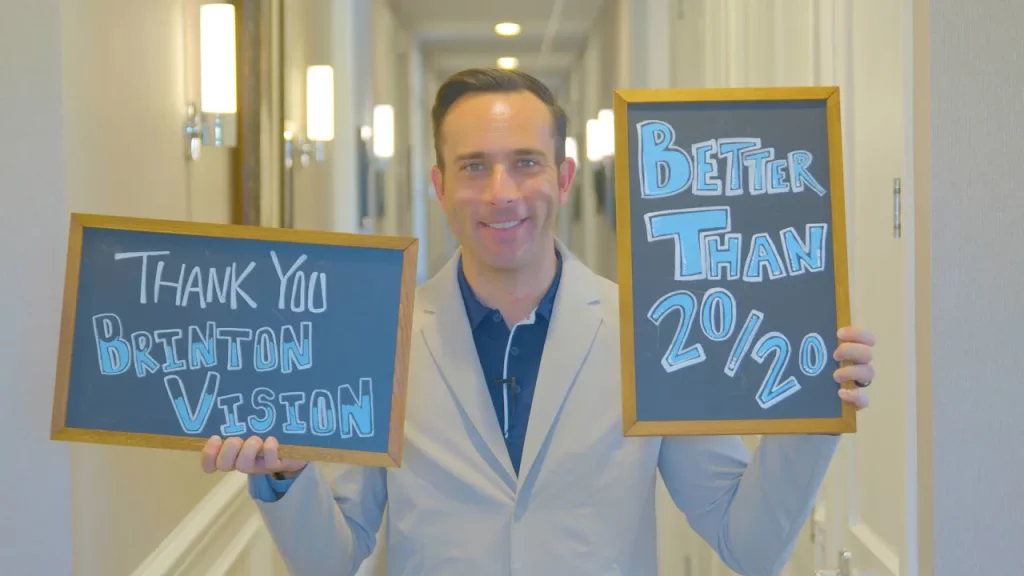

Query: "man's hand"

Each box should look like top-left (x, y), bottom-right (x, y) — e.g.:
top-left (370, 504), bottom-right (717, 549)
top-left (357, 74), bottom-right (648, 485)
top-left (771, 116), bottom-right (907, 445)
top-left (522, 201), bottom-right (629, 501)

top-left (833, 325), bottom-right (876, 411)
top-left (200, 435), bottom-right (307, 477)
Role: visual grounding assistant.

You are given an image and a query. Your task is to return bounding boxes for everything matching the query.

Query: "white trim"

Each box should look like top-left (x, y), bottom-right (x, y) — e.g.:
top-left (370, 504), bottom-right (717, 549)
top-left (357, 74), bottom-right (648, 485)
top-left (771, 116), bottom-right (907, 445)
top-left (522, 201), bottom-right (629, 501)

top-left (501, 310), bottom-right (536, 438)
top-left (206, 514), bottom-right (267, 576)
top-left (130, 471), bottom-right (260, 576)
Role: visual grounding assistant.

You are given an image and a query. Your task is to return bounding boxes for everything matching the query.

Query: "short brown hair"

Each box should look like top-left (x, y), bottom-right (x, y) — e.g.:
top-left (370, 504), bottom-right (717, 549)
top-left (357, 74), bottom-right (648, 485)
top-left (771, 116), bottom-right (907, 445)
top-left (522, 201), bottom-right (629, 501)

top-left (431, 68), bottom-right (568, 171)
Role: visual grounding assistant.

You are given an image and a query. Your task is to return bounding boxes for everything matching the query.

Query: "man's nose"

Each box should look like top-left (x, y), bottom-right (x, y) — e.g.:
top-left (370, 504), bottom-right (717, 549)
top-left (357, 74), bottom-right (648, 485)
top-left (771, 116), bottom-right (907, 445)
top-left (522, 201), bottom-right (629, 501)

top-left (485, 164), bottom-right (521, 204)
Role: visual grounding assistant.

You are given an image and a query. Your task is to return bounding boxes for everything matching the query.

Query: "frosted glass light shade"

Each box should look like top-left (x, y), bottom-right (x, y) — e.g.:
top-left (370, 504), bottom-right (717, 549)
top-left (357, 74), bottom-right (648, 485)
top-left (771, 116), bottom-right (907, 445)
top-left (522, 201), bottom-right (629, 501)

top-left (306, 65), bottom-right (335, 141)
top-left (199, 4), bottom-right (237, 114)
top-left (565, 136), bottom-right (578, 164)
top-left (586, 119), bottom-right (604, 161)
top-left (373, 104), bottom-right (394, 159)
top-left (598, 109), bottom-right (614, 156)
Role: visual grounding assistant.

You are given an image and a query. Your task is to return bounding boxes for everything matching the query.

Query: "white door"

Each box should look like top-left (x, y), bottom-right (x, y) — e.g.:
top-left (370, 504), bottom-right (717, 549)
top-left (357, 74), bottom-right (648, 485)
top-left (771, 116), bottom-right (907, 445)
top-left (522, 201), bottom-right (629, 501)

top-left (814, 0), bottom-right (917, 574)
top-left (668, 1), bottom-right (918, 574)
top-left (760, 0), bottom-right (917, 574)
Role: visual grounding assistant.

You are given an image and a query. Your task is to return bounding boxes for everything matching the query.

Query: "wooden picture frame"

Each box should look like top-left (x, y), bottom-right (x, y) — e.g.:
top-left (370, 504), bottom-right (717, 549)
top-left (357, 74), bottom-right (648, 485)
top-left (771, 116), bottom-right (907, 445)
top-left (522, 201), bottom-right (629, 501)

top-left (51, 212), bottom-right (418, 467)
top-left (614, 86), bottom-right (855, 436)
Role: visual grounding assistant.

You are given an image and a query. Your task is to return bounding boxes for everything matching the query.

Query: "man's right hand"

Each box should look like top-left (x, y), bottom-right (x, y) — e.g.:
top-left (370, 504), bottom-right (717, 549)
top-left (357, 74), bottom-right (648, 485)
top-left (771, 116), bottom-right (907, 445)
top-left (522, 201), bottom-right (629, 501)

top-left (201, 435), bottom-right (308, 478)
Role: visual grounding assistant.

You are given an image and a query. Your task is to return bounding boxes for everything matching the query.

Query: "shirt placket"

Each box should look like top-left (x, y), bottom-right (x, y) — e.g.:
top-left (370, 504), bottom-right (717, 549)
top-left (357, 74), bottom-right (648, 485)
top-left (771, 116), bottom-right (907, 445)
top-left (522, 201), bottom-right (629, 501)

top-left (501, 311), bottom-right (535, 439)
top-left (504, 329), bottom-right (523, 438)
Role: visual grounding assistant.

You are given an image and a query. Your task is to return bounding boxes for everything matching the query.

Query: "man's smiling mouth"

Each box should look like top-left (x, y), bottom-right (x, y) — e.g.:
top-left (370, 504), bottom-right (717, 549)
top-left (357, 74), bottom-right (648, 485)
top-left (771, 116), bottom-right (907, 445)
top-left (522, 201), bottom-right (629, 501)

top-left (483, 219), bottom-right (525, 229)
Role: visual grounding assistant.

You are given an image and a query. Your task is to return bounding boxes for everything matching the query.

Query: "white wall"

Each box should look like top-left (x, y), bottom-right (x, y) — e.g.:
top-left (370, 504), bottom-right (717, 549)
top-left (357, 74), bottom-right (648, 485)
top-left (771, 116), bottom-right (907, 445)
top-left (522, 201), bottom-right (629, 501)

top-left (573, 0), bottom-right (633, 281)
top-left (0, 0), bottom-right (74, 572)
top-left (407, 41), bottom-right (430, 283)
top-left (927, 0), bottom-right (1023, 573)
top-left (60, 2), bottom-right (234, 574)
top-left (423, 68), bottom-right (460, 277)
top-left (575, 7), bottom-right (603, 270)
top-left (1, 0), bottom-right (240, 574)
top-left (372, 0), bottom-right (410, 238)
top-left (283, 0), bottom-right (334, 232)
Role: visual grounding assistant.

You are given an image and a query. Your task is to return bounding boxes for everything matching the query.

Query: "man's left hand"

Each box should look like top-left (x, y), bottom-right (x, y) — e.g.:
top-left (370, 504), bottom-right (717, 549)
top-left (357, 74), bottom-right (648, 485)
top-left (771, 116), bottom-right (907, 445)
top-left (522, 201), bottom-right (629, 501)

top-left (833, 325), bottom-right (875, 410)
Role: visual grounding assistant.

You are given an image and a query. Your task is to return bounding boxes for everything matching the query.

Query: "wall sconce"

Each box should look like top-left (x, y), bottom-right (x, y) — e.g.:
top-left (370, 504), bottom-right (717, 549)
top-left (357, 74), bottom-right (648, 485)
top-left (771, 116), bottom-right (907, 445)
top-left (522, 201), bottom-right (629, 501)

top-left (586, 118), bottom-right (606, 162)
top-left (372, 104), bottom-right (395, 160)
top-left (185, 3), bottom-right (238, 160)
top-left (586, 111), bottom-right (617, 226)
top-left (284, 65), bottom-right (335, 168)
top-left (304, 64), bottom-right (334, 163)
top-left (585, 110), bottom-right (616, 162)
top-left (597, 109), bottom-right (614, 157)
top-left (565, 136), bottom-right (579, 165)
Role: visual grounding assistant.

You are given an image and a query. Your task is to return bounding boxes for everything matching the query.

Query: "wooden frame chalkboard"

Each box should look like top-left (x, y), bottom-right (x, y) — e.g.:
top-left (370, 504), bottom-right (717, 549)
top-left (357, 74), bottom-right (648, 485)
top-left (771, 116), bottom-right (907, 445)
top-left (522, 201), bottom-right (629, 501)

top-left (615, 87), bottom-right (855, 436)
top-left (51, 213), bottom-right (417, 467)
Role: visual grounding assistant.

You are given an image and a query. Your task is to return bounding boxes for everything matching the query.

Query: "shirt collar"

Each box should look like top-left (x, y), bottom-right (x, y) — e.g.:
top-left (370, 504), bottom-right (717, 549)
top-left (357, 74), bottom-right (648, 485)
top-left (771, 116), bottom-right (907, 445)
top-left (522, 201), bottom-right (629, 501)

top-left (457, 250), bottom-right (563, 330)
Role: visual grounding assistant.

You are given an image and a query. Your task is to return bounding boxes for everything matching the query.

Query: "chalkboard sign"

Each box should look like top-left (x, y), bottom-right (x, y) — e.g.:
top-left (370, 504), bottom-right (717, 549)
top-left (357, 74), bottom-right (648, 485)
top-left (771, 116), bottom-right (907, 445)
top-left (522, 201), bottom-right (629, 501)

top-left (51, 213), bottom-right (417, 466)
top-left (614, 87), bottom-right (855, 436)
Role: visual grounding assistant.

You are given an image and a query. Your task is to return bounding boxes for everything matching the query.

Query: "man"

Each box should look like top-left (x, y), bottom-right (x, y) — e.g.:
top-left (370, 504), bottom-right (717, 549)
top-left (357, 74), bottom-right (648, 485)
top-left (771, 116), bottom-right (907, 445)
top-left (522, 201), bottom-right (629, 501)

top-left (200, 68), bottom-right (875, 576)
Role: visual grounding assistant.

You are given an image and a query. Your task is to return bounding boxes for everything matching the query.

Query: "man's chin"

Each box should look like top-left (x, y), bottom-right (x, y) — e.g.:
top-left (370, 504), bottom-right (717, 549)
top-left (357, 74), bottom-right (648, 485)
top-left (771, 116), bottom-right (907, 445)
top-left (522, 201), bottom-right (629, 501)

top-left (466, 233), bottom-right (555, 271)
top-left (468, 245), bottom-right (529, 271)
top-left (480, 253), bottom-right (527, 271)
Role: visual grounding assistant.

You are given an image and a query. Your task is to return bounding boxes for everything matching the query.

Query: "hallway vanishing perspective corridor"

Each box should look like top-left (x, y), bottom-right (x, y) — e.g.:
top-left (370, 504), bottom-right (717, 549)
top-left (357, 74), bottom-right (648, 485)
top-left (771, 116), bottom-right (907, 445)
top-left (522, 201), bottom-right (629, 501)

top-left (3, 1), bottom-right (1022, 575)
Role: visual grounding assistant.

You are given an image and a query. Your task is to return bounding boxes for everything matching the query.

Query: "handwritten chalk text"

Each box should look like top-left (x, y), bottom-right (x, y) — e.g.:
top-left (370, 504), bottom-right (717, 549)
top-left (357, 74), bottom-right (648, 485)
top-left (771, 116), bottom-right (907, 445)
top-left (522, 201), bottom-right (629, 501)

top-left (163, 372), bottom-right (375, 439)
top-left (636, 122), bottom-right (829, 198)
top-left (91, 315), bottom-right (313, 377)
top-left (644, 206), bottom-right (827, 282)
top-left (113, 250), bottom-right (327, 312)
top-left (647, 285), bottom-right (830, 410)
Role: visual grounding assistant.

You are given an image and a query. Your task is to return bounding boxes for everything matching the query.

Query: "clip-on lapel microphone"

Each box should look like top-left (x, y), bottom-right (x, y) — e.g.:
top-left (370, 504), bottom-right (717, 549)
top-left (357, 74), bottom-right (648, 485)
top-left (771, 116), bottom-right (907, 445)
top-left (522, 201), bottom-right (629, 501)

top-left (494, 377), bottom-right (518, 437)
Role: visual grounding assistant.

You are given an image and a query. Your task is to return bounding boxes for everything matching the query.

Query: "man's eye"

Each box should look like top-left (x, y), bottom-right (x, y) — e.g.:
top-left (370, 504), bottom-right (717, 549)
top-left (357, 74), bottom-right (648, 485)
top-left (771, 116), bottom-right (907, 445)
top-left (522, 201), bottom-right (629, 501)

top-left (517, 159), bottom-right (538, 168)
top-left (463, 162), bottom-right (485, 172)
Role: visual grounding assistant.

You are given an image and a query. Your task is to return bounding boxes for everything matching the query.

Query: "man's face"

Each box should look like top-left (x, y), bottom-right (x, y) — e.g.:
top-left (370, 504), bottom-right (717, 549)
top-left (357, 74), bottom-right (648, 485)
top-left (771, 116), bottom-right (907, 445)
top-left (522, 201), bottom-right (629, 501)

top-left (431, 90), bottom-right (576, 272)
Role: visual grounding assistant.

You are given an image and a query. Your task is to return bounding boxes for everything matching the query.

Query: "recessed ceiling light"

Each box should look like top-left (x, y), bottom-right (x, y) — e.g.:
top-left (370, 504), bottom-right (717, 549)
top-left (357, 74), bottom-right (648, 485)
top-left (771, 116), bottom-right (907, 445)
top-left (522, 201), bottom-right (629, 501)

top-left (496, 57), bottom-right (519, 70)
top-left (494, 22), bottom-right (521, 36)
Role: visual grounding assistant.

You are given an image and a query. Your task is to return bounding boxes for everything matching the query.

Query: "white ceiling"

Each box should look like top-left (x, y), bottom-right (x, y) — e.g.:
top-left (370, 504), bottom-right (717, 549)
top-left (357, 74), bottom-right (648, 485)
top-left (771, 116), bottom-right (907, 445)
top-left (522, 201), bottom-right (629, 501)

top-left (388, 0), bottom-right (607, 93)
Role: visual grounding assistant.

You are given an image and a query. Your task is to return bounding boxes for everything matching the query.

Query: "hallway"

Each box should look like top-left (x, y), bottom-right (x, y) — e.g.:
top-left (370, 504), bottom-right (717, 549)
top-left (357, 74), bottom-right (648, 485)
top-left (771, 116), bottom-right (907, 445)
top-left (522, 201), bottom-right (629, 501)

top-left (3, 1), bottom-right (1022, 575)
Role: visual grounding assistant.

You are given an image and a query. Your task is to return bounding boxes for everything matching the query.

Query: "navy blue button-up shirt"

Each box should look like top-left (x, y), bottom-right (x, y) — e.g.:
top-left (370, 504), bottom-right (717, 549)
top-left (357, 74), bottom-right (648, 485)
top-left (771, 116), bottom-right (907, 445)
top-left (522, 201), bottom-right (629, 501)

top-left (456, 252), bottom-right (563, 476)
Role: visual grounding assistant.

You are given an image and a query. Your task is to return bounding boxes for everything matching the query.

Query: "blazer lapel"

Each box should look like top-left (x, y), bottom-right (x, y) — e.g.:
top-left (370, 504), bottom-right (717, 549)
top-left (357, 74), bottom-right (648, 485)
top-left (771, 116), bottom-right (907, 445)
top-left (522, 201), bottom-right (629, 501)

top-left (418, 252), bottom-right (517, 487)
top-left (517, 241), bottom-right (604, 489)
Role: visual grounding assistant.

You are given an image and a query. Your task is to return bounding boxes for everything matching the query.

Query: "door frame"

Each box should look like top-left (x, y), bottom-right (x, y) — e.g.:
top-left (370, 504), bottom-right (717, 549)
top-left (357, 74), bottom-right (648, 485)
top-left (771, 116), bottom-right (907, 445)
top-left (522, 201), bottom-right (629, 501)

top-left (910, 0), bottom-right (934, 572)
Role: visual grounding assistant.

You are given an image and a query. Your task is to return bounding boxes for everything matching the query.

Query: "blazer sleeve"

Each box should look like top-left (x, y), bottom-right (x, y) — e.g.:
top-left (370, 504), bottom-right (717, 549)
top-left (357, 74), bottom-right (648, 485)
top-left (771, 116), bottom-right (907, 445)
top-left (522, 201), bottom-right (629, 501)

top-left (657, 434), bottom-right (839, 576)
top-left (252, 462), bottom-right (388, 576)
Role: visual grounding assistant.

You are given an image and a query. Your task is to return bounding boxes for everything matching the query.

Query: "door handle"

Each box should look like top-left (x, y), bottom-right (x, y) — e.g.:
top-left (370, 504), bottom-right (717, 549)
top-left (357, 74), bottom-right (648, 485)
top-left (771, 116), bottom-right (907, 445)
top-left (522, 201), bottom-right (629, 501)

top-left (893, 177), bottom-right (902, 238)
top-left (814, 549), bottom-right (852, 576)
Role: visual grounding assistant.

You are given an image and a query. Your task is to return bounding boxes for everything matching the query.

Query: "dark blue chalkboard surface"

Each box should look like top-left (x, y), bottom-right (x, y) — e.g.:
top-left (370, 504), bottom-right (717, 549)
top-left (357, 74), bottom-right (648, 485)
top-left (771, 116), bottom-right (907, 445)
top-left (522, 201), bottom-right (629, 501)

top-left (614, 87), bottom-right (855, 436)
top-left (51, 214), bottom-right (417, 466)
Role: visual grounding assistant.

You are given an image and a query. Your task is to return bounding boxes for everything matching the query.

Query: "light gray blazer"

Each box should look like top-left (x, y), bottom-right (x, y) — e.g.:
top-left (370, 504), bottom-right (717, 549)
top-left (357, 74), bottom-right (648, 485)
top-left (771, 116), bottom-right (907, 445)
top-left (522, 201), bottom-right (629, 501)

top-left (254, 240), bottom-right (839, 576)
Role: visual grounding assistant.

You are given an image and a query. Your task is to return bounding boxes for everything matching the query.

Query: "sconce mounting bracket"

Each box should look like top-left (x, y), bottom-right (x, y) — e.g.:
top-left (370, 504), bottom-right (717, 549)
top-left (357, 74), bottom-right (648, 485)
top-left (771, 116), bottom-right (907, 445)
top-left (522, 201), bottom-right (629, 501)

top-left (184, 101), bottom-right (238, 160)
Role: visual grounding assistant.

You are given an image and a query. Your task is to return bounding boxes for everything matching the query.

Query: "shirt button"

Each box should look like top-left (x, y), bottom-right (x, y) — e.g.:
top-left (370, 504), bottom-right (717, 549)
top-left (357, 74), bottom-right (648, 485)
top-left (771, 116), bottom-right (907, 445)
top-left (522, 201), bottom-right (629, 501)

top-left (510, 347), bottom-right (520, 356)
top-left (492, 313), bottom-right (502, 322)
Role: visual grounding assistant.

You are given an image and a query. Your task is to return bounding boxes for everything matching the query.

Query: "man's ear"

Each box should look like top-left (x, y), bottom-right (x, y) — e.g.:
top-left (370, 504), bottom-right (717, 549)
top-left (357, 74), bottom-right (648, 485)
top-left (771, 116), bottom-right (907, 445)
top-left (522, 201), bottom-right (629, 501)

top-left (557, 157), bottom-right (577, 205)
top-left (430, 165), bottom-right (444, 207)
